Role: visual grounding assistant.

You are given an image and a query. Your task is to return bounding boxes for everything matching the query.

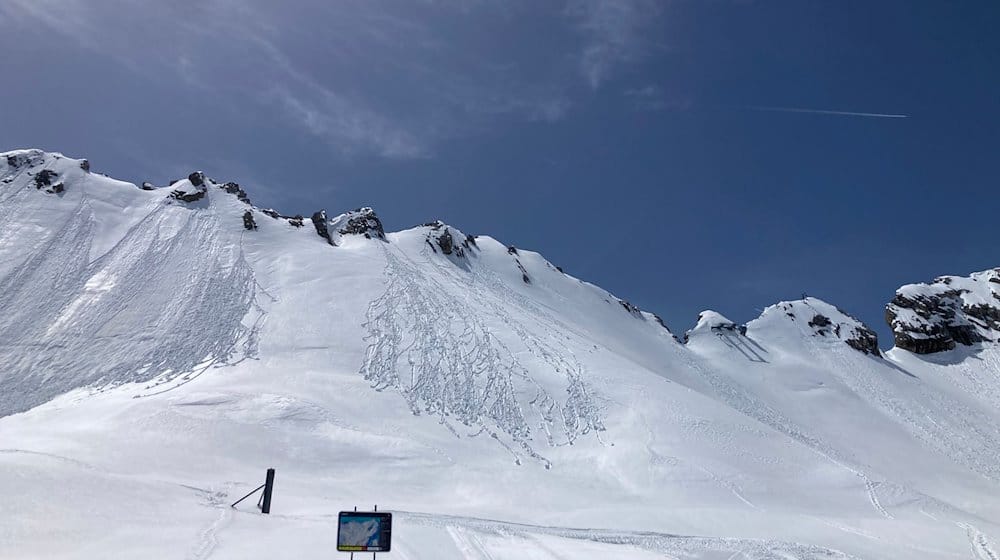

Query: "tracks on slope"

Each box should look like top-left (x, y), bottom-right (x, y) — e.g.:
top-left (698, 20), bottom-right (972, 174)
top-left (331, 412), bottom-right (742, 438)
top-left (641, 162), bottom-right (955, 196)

top-left (677, 343), bottom-right (896, 519)
top-left (398, 510), bottom-right (860, 560)
top-left (359, 242), bottom-right (608, 465)
top-left (959, 523), bottom-right (1000, 560)
top-left (360, 247), bottom-right (550, 465)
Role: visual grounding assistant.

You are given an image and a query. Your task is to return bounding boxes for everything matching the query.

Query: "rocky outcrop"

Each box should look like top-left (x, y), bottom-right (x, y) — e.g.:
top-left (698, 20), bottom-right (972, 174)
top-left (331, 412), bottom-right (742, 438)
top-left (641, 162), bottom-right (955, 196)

top-left (140, 182), bottom-right (155, 191)
top-left (437, 229), bottom-right (455, 255)
top-left (33, 169), bottom-right (64, 194)
top-left (220, 182), bottom-right (251, 205)
top-left (311, 210), bottom-right (334, 245)
top-left (844, 325), bottom-right (880, 356)
top-left (242, 210), bottom-right (257, 231)
top-left (515, 258), bottom-right (530, 284)
top-left (329, 207), bottom-right (385, 240)
top-left (618, 298), bottom-right (642, 316)
top-left (169, 180), bottom-right (207, 203)
top-left (4, 150), bottom-right (45, 171)
top-left (886, 269), bottom-right (1000, 354)
top-left (424, 221), bottom-right (467, 257)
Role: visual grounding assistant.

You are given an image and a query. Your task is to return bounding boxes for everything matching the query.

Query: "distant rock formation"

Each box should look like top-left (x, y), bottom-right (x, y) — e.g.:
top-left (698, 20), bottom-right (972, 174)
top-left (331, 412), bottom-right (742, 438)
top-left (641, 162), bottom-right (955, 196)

top-left (886, 269), bottom-right (1000, 354)
top-left (329, 207), bottom-right (386, 240)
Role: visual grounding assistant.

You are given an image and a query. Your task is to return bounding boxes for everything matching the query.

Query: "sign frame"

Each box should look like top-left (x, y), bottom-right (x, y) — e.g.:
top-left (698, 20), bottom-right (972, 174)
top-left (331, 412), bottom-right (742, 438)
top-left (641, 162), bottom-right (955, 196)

top-left (336, 511), bottom-right (393, 553)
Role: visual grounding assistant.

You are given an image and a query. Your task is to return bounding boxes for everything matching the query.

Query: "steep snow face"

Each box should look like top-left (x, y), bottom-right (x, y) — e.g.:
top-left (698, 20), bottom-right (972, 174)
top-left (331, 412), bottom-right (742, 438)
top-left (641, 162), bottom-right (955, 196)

top-left (887, 268), bottom-right (1000, 354)
top-left (5, 150), bottom-right (1000, 560)
top-left (749, 298), bottom-right (881, 356)
top-left (0, 152), bottom-right (266, 416)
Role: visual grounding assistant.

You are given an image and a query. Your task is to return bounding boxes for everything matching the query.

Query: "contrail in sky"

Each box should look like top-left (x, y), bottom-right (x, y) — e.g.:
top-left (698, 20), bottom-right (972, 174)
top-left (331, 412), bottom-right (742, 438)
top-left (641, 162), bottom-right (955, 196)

top-left (750, 106), bottom-right (909, 119)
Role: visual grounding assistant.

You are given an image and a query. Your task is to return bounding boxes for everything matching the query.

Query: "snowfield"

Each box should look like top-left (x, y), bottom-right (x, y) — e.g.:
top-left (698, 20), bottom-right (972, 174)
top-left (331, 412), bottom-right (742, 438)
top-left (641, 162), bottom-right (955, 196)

top-left (2, 150), bottom-right (1000, 559)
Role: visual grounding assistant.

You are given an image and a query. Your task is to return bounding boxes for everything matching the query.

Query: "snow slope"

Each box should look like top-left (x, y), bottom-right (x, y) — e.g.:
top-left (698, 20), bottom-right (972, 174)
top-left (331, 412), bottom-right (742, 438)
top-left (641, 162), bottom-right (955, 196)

top-left (2, 150), bottom-right (1000, 559)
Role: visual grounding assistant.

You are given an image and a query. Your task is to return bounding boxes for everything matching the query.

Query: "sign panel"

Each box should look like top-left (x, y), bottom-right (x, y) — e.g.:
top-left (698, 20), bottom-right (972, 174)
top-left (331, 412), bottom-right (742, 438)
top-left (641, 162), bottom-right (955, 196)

top-left (337, 511), bottom-right (392, 552)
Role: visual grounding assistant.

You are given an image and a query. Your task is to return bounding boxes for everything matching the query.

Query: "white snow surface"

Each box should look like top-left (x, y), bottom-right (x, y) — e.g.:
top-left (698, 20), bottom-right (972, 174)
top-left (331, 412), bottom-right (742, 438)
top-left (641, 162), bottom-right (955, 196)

top-left (2, 150), bottom-right (1000, 559)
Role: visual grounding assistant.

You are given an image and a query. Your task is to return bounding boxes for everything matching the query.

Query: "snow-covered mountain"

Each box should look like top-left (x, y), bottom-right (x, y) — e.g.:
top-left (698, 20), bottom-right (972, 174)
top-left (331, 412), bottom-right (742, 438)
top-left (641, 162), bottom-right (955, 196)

top-left (2, 149), bottom-right (1000, 560)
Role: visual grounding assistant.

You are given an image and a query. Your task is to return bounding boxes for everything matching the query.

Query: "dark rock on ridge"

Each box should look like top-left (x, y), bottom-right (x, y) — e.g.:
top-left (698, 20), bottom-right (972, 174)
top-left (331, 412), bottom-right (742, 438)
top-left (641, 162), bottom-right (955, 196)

top-left (437, 229), bottom-right (455, 255)
top-left (221, 182), bottom-right (251, 205)
top-left (333, 208), bottom-right (385, 240)
top-left (243, 210), bottom-right (257, 231)
top-left (33, 169), bottom-right (64, 194)
top-left (311, 210), bottom-right (334, 245)
top-left (424, 221), bottom-right (465, 257)
top-left (618, 299), bottom-right (642, 316)
top-left (169, 182), bottom-right (207, 203)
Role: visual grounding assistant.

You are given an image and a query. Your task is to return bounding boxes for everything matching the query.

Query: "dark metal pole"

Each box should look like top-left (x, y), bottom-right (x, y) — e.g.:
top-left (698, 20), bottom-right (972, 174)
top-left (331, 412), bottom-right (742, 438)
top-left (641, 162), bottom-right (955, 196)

top-left (261, 468), bottom-right (275, 514)
top-left (230, 483), bottom-right (266, 509)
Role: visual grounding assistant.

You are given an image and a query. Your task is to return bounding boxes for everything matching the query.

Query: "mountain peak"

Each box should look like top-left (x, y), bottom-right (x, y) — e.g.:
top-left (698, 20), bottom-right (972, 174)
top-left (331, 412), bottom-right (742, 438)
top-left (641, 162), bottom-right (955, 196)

top-left (750, 297), bottom-right (880, 356)
top-left (328, 207), bottom-right (387, 242)
top-left (421, 220), bottom-right (476, 257)
top-left (684, 310), bottom-right (746, 342)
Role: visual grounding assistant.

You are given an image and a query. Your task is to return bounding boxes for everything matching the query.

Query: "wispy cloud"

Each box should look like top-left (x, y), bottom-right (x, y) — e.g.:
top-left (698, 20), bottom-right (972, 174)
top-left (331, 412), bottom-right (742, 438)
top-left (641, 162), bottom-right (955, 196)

top-left (750, 106), bottom-right (909, 119)
top-left (0, 0), bottom-right (579, 159)
top-left (566, 0), bottom-right (663, 89)
top-left (624, 85), bottom-right (691, 111)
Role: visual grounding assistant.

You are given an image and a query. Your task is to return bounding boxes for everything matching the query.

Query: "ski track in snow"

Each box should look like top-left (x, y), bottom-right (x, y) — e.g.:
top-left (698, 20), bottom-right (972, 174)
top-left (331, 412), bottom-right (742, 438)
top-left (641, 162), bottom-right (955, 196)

top-left (186, 506), bottom-right (231, 560)
top-left (399, 510), bottom-right (860, 560)
top-left (799, 300), bottom-right (1000, 484)
top-left (359, 243), bottom-right (604, 465)
top-left (425, 243), bottom-right (605, 446)
top-left (959, 523), bottom-right (999, 560)
top-left (446, 526), bottom-right (498, 560)
top-left (678, 341), bottom-right (896, 519)
top-left (0, 186), bottom-right (263, 416)
top-left (0, 448), bottom-right (97, 471)
top-left (800, 328), bottom-right (1000, 528)
top-left (636, 411), bottom-right (759, 511)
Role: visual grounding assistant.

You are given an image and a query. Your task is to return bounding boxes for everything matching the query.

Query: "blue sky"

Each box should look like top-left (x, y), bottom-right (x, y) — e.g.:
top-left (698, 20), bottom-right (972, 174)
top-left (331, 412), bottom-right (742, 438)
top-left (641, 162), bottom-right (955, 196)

top-left (1, 1), bottom-right (997, 345)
